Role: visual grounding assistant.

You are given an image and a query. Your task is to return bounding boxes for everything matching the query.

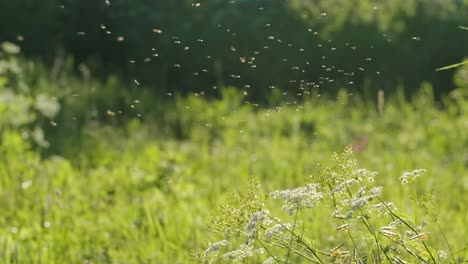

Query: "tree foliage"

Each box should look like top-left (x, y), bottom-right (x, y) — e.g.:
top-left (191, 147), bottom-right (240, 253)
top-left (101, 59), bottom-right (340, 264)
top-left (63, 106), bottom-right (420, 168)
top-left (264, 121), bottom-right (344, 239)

top-left (0, 0), bottom-right (466, 98)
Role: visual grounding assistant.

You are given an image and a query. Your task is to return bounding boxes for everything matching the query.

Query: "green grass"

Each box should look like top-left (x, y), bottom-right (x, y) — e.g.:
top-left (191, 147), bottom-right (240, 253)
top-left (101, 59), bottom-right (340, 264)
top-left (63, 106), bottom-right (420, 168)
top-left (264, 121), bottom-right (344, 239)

top-left (1, 45), bottom-right (467, 263)
top-left (1, 82), bottom-right (467, 263)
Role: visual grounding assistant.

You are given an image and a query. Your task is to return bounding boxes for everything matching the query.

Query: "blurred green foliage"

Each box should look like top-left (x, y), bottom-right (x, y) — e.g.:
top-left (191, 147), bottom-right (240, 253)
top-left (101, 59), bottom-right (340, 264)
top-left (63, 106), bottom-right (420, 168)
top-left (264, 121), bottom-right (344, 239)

top-left (1, 67), bottom-right (468, 262)
top-left (1, 43), bottom-right (468, 155)
top-left (0, 42), bottom-right (58, 148)
top-left (1, 40), bottom-right (468, 262)
top-left (0, 0), bottom-right (466, 99)
top-left (0, 1), bottom-right (467, 262)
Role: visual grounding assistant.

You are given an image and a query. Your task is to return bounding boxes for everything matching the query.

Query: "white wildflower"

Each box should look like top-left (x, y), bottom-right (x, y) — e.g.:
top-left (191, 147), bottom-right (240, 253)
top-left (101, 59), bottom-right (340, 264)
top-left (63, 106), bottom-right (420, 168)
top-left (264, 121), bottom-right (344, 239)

top-left (350, 197), bottom-right (368, 211)
top-left (438, 250), bottom-right (448, 259)
top-left (263, 256), bottom-right (281, 264)
top-left (223, 244), bottom-right (264, 261)
top-left (356, 186), bottom-right (366, 197)
top-left (355, 169), bottom-right (378, 177)
top-left (342, 186), bottom-right (384, 215)
top-left (388, 219), bottom-right (403, 227)
top-left (373, 202), bottom-right (397, 211)
top-left (246, 210), bottom-right (269, 231)
top-left (265, 223), bottom-right (292, 239)
top-left (399, 169), bottom-right (426, 184)
top-left (331, 208), bottom-right (342, 218)
top-left (368, 186), bottom-right (383, 197)
top-left (332, 179), bottom-right (358, 194)
top-left (270, 184), bottom-right (323, 215)
top-left (332, 210), bottom-right (353, 219)
top-left (204, 240), bottom-right (229, 254)
top-left (34, 94), bottom-right (60, 118)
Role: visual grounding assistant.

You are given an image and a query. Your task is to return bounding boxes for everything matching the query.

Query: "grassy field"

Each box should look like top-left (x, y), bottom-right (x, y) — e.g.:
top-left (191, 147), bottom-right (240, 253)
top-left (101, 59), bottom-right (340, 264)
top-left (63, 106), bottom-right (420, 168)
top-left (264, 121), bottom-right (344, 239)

top-left (1, 76), bottom-right (467, 263)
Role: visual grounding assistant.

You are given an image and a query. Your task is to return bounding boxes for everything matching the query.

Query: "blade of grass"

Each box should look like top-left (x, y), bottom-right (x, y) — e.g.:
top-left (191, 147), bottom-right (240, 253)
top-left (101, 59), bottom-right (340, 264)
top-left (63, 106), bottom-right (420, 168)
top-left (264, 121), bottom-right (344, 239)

top-left (435, 60), bottom-right (468, 71)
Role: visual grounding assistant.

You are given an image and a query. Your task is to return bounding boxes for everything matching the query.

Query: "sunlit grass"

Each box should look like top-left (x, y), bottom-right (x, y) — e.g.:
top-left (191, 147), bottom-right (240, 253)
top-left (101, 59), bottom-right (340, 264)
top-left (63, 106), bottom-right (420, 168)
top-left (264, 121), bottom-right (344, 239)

top-left (1, 76), bottom-right (467, 262)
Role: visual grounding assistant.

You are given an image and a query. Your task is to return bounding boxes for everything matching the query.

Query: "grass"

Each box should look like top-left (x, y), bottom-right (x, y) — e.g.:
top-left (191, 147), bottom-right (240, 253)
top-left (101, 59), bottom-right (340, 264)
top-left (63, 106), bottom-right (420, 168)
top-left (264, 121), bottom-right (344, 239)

top-left (200, 151), bottom-right (454, 263)
top-left (0, 49), bottom-right (467, 262)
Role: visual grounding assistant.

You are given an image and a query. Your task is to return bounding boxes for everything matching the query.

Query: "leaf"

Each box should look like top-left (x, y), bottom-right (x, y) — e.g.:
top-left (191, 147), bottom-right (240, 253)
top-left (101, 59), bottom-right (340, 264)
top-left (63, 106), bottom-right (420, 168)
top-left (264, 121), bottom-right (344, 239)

top-left (1, 42), bottom-right (21, 54)
top-left (435, 60), bottom-right (468, 71)
top-left (0, 77), bottom-right (7, 88)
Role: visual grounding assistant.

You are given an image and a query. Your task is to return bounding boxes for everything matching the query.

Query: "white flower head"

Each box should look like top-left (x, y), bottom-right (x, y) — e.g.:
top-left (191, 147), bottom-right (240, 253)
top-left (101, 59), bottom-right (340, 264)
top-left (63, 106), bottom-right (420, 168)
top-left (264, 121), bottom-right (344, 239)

top-left (355, 169), bottom-right (378, 178)
top-left (263, 256), bottom-right (281, 264)
top-left (204, 240), bottom-right (229, 254)
top-left (368, 186), bottom-right (383, 197)
top-left (399, 169), bottom-right (426, 184)
top-left (332, 179), bottom-right (358, 195)
top-left (270, 184), bottom-right (323, 215)
top-left (246, 210), bottom-right (270, 231)
top-left (222, 244), bottom-right (264, 261)
top-left (34, 94), bottom-right (60, 118)
top-left (265, 223), bottom-right (292, 239)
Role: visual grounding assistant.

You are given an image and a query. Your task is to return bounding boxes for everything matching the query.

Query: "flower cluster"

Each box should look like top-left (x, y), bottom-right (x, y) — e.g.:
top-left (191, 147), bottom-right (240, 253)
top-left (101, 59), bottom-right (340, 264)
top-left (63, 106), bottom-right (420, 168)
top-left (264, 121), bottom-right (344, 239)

top-left (201, 149), bottom-right (449, 264)
top-left (204, 240), bottom-right (229, 254)
top-left (246, 210), bottom-right (270, 231)
top-left (399, 169), bottom-right (426, 184)
top-left (269, 184), bottom-right (323, 215)
top-left (333, 186), bottom-right (384, 219)
top-left (222, 244), bottom-right (264, 262)
top-left (265, 223), bottom-right (293, 239)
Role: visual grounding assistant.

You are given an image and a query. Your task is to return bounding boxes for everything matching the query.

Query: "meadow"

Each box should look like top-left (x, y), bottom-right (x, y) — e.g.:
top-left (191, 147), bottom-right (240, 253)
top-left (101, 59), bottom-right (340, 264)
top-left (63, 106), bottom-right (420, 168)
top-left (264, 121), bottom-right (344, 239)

top-left (1, 42), bottom-right (468, 263)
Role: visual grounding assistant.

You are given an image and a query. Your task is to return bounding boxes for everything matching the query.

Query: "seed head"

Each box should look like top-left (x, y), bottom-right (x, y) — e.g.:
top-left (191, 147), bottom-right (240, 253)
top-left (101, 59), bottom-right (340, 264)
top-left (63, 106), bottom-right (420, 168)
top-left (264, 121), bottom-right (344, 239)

top-left (204, 240), bottom-right (229, 254)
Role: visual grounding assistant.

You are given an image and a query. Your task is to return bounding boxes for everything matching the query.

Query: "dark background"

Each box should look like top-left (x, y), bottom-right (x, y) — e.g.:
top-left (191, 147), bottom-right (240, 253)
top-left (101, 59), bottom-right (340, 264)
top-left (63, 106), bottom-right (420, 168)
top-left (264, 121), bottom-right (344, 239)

top-left (1, 0), bottom-right (467, 100)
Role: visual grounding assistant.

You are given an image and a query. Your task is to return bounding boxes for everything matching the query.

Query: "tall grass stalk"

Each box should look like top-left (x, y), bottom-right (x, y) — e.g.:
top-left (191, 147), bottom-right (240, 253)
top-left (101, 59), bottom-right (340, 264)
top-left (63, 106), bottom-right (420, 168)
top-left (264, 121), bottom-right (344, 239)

top-left (199, 148), bottom-right (456, 263)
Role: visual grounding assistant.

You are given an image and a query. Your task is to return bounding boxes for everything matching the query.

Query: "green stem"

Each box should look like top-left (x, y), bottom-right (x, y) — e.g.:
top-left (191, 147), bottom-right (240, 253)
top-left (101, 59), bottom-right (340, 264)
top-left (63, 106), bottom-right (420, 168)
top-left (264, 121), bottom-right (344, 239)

top-left (360, 217), bottom-right (392, 263)
top-left (257, 237), bottom-right (281, 264)
top-left (435, 221), bottom-right (456, 263)
top-left (376, 197), bottom-right (437, 263)
top-left (265, 213), bottom-right (324, 263)
top-left (261, 239), bottom-right (320, 263)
